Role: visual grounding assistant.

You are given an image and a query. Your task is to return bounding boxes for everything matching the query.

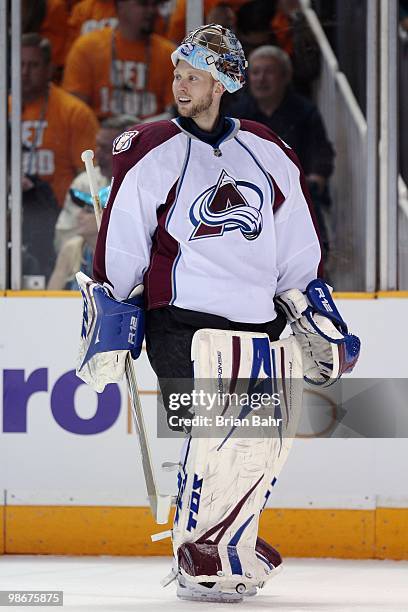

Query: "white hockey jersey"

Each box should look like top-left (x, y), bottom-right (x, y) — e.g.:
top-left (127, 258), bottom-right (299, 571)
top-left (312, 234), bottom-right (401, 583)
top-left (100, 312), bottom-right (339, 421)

top-left (93, 118), bottom-right (321, 323)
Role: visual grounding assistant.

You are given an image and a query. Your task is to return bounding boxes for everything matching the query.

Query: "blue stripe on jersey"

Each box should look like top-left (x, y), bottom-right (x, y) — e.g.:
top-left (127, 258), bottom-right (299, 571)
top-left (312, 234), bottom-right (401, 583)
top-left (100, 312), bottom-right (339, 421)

top-left (170, 246), bottom-right (182, 305)
top-left (167, 139), bottom-right (191, 305)
top-left (213, 117), bottom-right (236, 150)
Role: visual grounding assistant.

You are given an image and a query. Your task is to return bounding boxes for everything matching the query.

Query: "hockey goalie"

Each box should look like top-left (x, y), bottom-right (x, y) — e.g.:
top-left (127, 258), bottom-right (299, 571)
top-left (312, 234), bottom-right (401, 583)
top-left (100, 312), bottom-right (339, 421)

top-left (76, 23), bottom-right (360, 603)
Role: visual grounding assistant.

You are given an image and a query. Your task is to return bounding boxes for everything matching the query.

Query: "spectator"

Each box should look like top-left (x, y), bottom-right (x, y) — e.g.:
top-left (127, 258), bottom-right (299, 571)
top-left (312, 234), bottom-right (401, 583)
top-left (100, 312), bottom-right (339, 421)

top-left (236, 0), bottom-right (320, 97)
top-left (167, 0), bottom-right (247, 44)
top-left (206, 3), bottom-right (237, 31)
top-left (236, 0), bottom-right (278, 56)
top-left (21, 33), bottom-right (99, 208)
top-left (276, 0), bottom-right (320, 97)
top-left (54, 114), bottom-right (138, 250)
top-left (226, 45), bottom-right (334, 259)
top-left (23, 0), bottom-right (69, 78)
top-left (66, 0), bottom-right (171, 54)
top-left (22, 175), bottom-right (59, 282)
top-left (66, 0), bottom-right (119, 53)
top-left (47, 200), bottom-right (98, 289)
top-left (63, 0), bottom-right (176, 120)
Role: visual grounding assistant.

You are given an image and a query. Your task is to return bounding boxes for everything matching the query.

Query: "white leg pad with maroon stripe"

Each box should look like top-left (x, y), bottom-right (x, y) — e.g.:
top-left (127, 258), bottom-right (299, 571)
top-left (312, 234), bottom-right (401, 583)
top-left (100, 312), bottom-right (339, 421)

top-left (172, 329), bottom-right (303, 597)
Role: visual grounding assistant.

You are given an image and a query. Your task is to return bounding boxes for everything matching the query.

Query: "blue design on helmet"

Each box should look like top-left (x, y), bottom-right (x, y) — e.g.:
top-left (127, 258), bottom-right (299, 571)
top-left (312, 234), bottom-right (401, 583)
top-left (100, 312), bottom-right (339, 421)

top-left (171, 24), bottom-right (247, 93)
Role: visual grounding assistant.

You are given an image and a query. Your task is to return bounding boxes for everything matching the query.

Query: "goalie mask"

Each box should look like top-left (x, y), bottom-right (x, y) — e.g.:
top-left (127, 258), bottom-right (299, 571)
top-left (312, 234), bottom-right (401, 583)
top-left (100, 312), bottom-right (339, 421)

top-left (171, 24), bottom-right (247, 93)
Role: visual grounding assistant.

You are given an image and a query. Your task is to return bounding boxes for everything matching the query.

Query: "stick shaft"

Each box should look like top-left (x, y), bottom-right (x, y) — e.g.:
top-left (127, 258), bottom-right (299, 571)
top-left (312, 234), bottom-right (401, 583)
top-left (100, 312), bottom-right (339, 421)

top-left (80, 149), bottom-right (162, 522)
top-left (81, 150), bottom-right (103, 228)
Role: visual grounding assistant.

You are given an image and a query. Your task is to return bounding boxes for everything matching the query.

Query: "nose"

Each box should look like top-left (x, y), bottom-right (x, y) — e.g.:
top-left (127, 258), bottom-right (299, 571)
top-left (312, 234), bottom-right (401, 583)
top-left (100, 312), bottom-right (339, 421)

top-left (253, 73), bottom-right (266, 88)
top-left (176, 78), bottom-right (188, 93)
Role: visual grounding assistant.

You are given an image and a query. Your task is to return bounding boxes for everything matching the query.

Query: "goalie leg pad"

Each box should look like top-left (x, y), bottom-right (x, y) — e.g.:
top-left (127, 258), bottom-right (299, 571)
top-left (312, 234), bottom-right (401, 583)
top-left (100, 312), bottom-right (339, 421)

top-left (171, 329), bottom-right (303, 596)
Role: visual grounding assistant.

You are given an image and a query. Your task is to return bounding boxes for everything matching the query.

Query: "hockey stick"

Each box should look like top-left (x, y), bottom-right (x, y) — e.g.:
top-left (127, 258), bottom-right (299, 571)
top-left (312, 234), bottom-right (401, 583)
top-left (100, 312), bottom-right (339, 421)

top-left (81, 149), bottom-right (172, 525)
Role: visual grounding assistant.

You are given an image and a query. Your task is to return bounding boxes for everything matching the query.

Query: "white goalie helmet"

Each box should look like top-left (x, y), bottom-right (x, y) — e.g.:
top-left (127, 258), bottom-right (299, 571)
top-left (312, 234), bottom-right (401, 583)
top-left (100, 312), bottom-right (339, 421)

top-left (171, 24), bottom-right (247, 93)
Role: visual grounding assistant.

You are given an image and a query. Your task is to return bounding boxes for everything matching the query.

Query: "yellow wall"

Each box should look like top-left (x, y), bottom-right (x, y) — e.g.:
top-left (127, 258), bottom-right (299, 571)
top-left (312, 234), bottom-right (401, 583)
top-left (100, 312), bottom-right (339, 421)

top-left (3, 506), bottom-right (408, 560)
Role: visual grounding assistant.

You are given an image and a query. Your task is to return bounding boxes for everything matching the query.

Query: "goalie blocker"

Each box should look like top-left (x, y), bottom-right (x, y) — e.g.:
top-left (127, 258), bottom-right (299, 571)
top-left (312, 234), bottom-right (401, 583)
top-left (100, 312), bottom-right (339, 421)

top-left (76, 272), bottom-right (145, 392)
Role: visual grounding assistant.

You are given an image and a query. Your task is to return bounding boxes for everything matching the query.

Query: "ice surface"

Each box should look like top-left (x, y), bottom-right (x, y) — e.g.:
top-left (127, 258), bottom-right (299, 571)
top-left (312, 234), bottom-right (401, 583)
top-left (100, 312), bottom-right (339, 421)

top-left (1, 556), bottom-right (408, 612)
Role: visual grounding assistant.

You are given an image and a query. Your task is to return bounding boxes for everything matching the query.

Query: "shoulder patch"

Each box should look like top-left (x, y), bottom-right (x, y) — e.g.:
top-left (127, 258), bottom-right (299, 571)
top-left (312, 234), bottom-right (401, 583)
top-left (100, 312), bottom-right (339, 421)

top-left (112, 130), bottom-right (139, 155)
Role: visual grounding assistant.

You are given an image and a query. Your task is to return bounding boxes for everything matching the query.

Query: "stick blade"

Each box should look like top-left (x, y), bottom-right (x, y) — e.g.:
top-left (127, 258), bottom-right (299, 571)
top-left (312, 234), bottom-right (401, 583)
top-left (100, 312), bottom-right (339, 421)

top-left (148, 494), bottom-right (172, 524)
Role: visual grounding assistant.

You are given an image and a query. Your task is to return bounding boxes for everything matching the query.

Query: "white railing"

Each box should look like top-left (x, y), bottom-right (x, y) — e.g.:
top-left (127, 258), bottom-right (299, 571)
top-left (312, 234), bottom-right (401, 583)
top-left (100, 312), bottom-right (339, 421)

top-left (301, 2), bottom-right (371, 290)
top-left (302, 0), bottom-right (406, 291)
top-left (331, 73), bottom-right (368, 290)
top-left (398, 33), bottom-right (408, 289)
top-left (398, 177), bottom-right (408, 288)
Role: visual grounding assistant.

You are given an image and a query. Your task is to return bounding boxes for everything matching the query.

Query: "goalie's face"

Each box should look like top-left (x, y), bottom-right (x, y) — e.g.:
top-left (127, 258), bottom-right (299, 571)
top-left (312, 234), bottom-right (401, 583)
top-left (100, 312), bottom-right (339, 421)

top-left (173, 60), bottom-right (224, 120)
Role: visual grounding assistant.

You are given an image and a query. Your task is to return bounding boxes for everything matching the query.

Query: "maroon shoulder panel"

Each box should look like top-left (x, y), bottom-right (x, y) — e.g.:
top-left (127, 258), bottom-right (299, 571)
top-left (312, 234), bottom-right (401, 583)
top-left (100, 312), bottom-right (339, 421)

top-left (93, 120), bottom-right (181, 287)
top-left (239, 120), bottom-right (323, 275)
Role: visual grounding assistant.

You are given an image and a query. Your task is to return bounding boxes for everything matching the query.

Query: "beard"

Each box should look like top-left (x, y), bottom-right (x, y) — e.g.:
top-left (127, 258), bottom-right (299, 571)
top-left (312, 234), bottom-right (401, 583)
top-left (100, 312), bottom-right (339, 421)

top-left (177, 91), bottom-right (214, 118)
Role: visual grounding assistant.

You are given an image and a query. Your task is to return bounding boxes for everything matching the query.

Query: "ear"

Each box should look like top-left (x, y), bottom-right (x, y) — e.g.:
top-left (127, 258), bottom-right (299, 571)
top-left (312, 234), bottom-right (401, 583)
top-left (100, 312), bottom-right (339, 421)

top-left (214, 81), bottom-right (225, 96)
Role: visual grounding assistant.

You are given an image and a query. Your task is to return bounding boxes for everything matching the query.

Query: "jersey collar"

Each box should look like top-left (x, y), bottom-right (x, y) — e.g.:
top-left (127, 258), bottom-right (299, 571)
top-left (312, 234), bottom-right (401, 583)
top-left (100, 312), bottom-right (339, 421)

top-left (172, 116), bottom-right (240, 152)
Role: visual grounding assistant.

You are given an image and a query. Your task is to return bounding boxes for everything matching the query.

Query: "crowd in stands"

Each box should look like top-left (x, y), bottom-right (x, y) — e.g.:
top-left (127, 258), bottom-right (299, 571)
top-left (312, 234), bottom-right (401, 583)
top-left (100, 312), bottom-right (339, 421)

top-left (15, 0), bottom-right (334, 289)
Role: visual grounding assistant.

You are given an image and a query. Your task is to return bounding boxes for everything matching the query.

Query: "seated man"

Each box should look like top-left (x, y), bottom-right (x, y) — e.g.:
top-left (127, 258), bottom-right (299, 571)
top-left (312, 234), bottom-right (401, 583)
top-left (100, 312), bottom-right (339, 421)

top-left (206, 3), bottom-right (237, 31)
top-left (236, 1), bottom-right (320, 97)
top-left (22, 174), bottom-right (59, 282)
top-left (167, 0), bottom-right (247, 43)
top-left (54, 114), bottom-right (138, 251)
top-left (66, 0), bottom-right (169, 53)
top-left (66, 0), bottom-right (119, 52)
top-left (21, 33), bottom-right (99, 206)
top-left (226, 45), bottom-right (334, 260)
top-left (63, 0), bottom-right (176, 120)
top-left (23, 0), bottom-right (69, 77)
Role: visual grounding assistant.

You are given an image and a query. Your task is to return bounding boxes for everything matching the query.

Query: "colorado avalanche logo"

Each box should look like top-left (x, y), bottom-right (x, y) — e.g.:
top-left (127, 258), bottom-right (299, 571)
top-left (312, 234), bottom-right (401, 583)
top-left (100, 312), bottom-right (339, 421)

top-left (112, 130), bottom-right (139, 155)
top-left (189, 170), bottom-right (264, 241)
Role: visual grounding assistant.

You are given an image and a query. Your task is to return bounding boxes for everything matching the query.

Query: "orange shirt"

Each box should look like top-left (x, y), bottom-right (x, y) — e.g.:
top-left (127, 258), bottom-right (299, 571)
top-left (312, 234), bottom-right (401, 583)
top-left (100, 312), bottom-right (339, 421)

top-left (167, 0), bottom-right (247, 44)
top-left (66, 0), bottom-right (168, 58)
top-left (22, 84), bottom-right (99, 206)
top-left (271, 11), bottom-right (294, 56)
top-left (66, 0), bottom-right (118, 54)
top-left (40, 0), bottom-right (69, 67)
top-left (63, 28), bottom-right (175, 120)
